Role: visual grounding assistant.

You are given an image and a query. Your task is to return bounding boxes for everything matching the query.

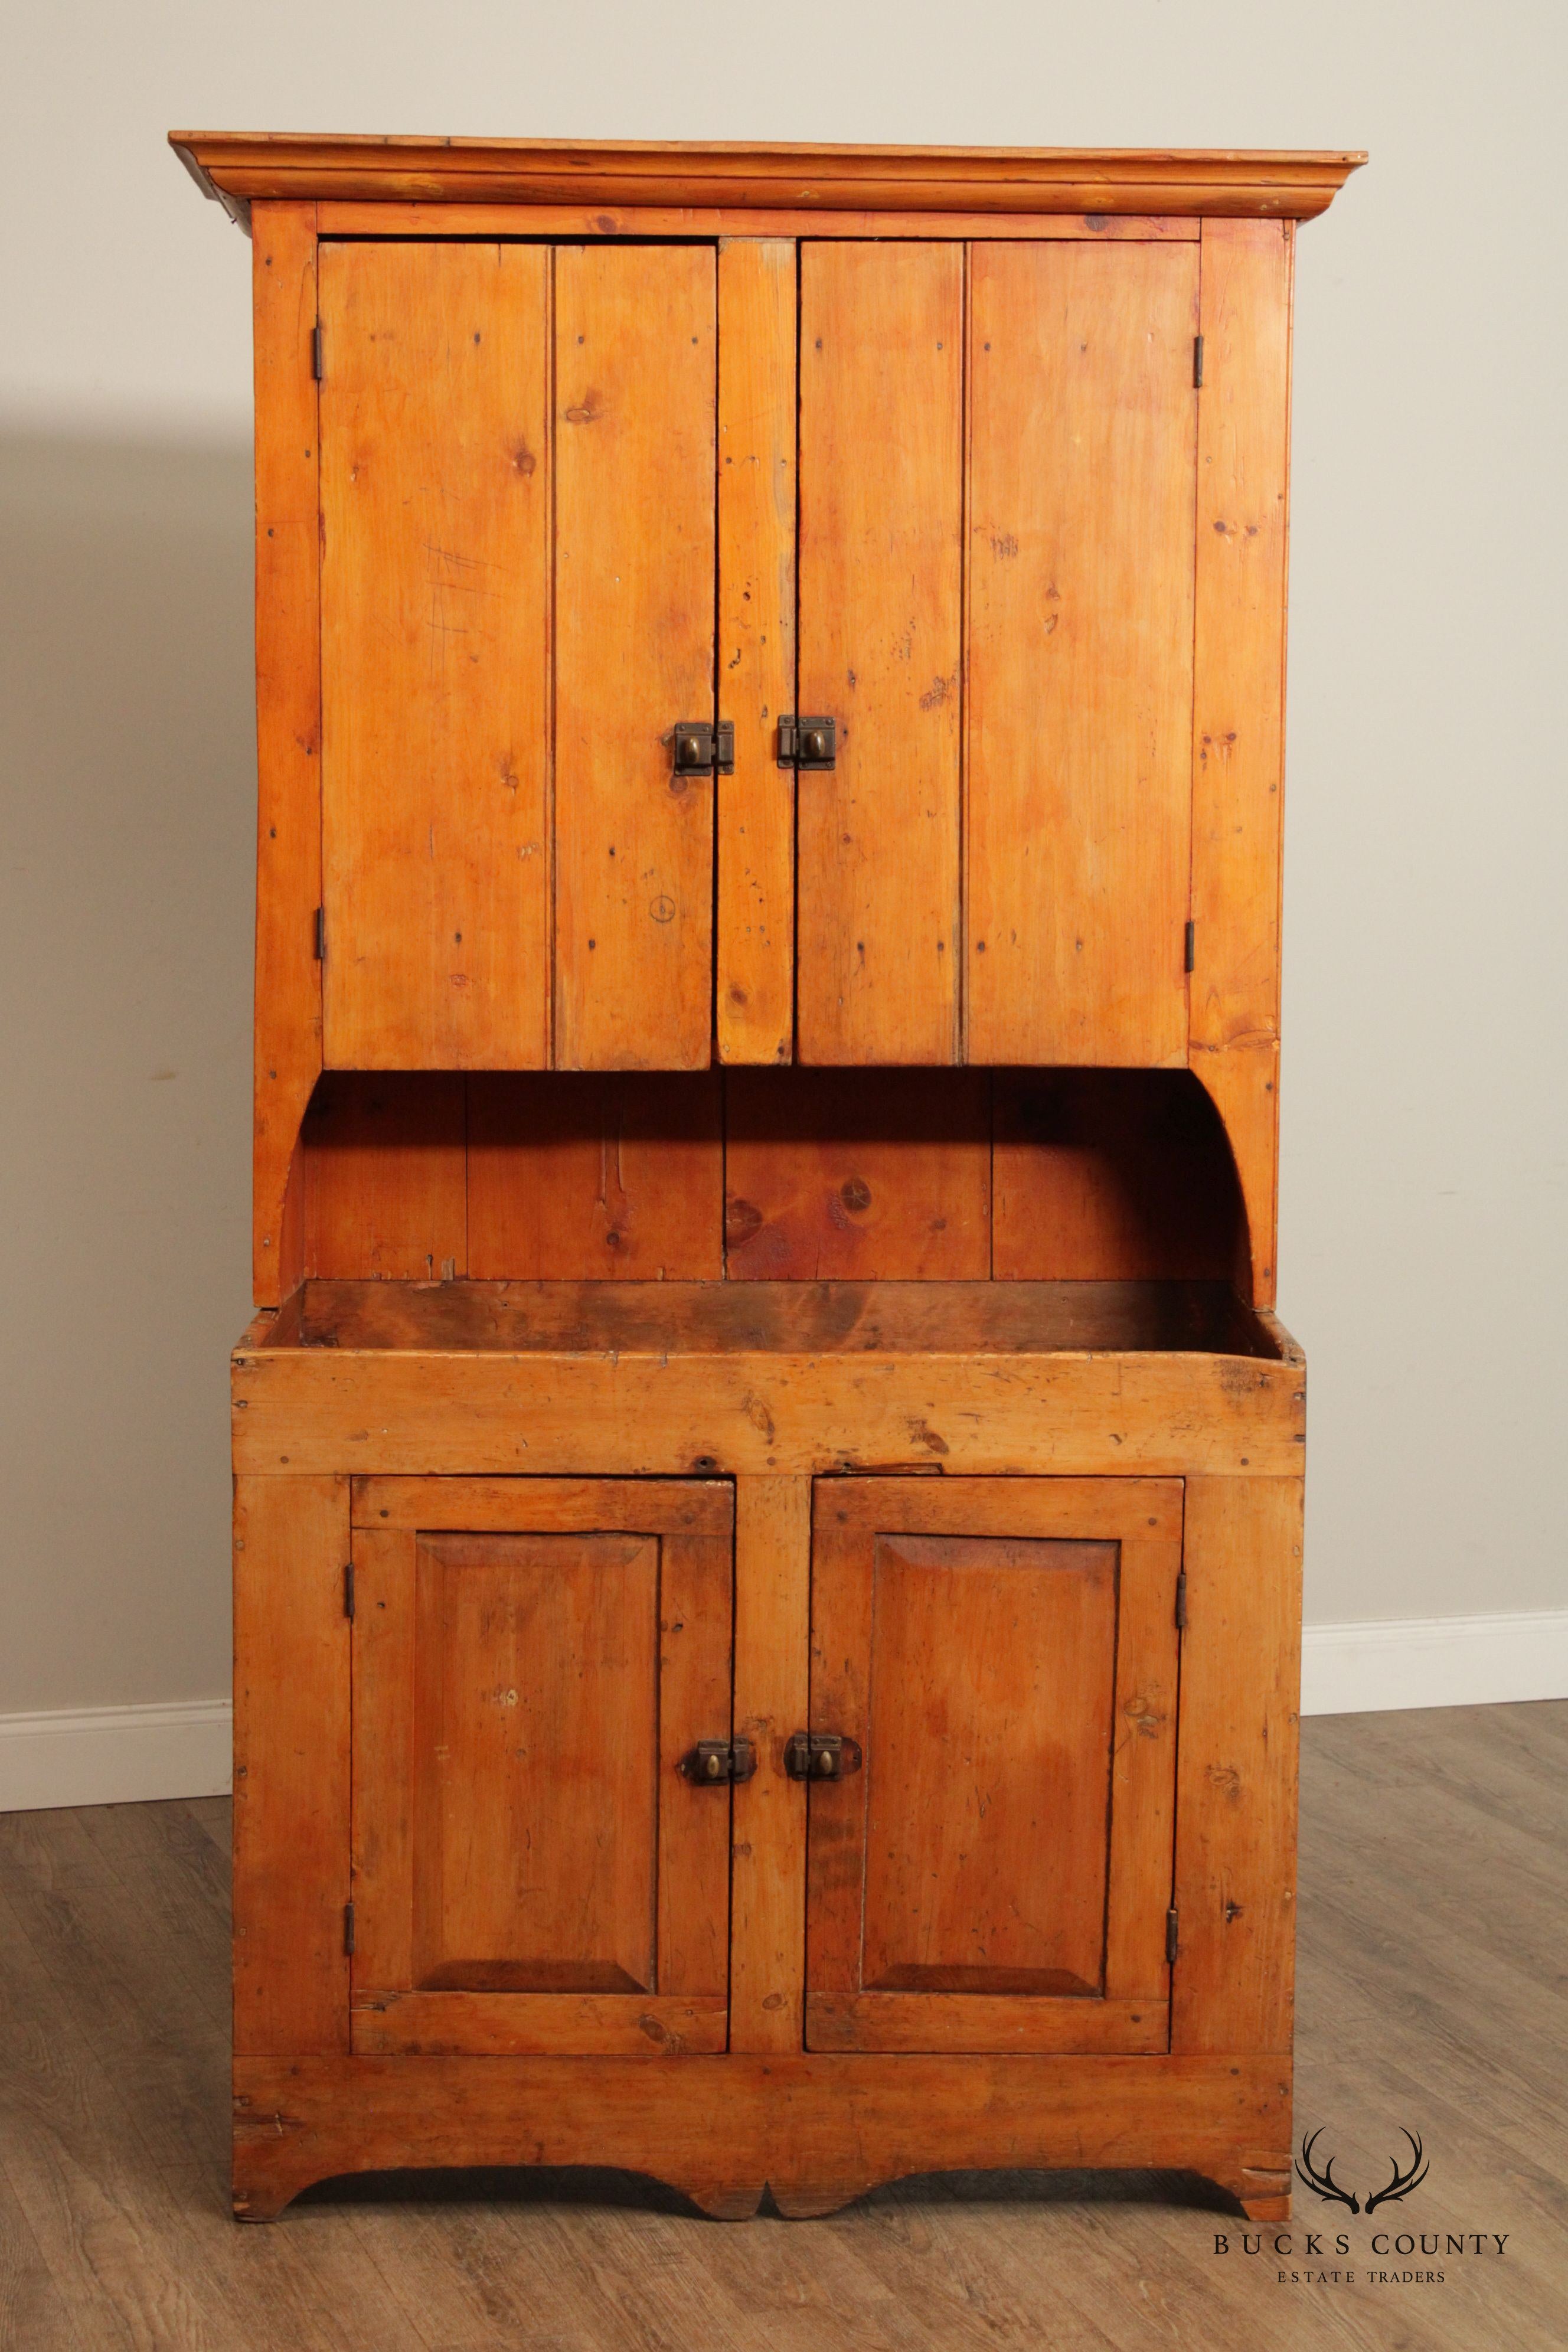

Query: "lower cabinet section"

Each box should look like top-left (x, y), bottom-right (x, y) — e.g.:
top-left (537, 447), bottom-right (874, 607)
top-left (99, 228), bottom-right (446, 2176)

top-left (231, 1446), bottom-right (1302, 2220)
top-left (348, 1478), bottom-right (734, 2055)
top-left (806, 1478), bottom-right (1181, 2054)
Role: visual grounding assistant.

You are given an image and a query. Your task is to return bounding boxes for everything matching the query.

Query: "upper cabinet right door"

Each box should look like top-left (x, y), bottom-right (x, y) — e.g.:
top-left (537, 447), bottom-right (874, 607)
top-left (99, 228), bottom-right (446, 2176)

top-left (966, 242), bottom-right (1200, 1067)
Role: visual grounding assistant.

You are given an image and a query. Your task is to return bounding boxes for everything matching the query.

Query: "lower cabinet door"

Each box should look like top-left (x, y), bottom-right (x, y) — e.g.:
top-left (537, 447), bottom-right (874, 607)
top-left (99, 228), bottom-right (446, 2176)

top-left (806, 1476), bottom-right (1182, 2054)
top-left (349, 1478), bottom-right (733, 2054)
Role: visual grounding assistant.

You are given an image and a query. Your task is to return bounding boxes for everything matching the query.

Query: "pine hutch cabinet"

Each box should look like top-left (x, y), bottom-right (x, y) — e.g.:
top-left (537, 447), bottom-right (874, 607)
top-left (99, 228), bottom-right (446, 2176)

top-left (172, 132), bottom-right (1361, 2222)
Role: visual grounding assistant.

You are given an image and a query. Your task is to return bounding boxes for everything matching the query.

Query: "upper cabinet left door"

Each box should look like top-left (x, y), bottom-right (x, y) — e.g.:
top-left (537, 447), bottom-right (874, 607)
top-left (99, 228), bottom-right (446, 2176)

top-left (320, 242), bottom-right (552, 1070)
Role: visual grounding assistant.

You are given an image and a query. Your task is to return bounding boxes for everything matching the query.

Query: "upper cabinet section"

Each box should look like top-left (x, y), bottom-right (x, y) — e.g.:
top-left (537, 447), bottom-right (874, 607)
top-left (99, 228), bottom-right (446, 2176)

top-left (319, 241), bottom-right (716, 1073)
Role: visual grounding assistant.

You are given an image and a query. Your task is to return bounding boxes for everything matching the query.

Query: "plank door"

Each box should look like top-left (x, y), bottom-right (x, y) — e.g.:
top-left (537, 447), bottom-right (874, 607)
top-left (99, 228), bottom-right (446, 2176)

top-left (350, 1478), bottom-right (733, 2054)
top-left (319, 241), bottom-right (552, 1070)
top-left (796, 243), bottom-right (965, 1064)
top-left (966, 242), bottom-right (1200, 1065)
top-left (806, 1477), bottom-right (1181, 2053)
top-left (554, 244), bottom-right (718, 1069)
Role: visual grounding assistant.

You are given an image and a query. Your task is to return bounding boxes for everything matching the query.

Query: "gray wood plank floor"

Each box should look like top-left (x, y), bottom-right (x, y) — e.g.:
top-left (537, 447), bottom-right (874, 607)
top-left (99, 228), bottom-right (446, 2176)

top-left (1, 1702), bottom-right (1564, 2351)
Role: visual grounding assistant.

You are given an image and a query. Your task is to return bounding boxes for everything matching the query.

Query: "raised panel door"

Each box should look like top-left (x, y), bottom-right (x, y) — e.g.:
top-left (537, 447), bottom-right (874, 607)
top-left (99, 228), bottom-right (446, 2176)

top-left (806, 1476), bottom-right (1181, 2053)
top-left (350, 1478), bottom-right (733, 2054)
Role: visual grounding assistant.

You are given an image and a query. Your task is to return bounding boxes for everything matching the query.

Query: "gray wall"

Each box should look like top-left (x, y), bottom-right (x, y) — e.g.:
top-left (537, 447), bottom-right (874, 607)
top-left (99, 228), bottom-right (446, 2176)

top-left (2, 0), bottom-right (1563, 1716)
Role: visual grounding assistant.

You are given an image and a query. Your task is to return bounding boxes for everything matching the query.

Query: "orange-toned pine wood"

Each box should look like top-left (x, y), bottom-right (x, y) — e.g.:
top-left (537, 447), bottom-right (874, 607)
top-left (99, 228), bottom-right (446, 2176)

top-left (716, 240), bottom-right (797, 1066)
top-left (966, 241), bottom-right (1198, 1067)
top-left (300, 1073), bottom-right (466, 1280)
top-left (250, 204), bottom-right (321, 1306)
top-left (318, 241), bottom-right (551, 1072)
top-left (172, 132), bottom-right (1365, 222)
top-left (232, 1475), bottom-right (349, 2054)
top-left (314, 202), bottom-right (1204, 241)
top-left (729, 1478), bottom-right (811, 2052)
top-left (992, 1070), bottom-right (1245, 1282)
top-left (553, 244), bottom-right (717, 1070)
top-left (724, 1070), bottom-right (990, 1279)
top-left (467, 1072), bottom-right (722, 1279)
top-left (351, 1481), bottom-right (734, 2057)
top-left (1189, 219), bottom-right (1294, 1305)
top-left (1172, 1475), bottom-right (1303, 2056)
top-left (805, 1478), bottom-right (1180, 2054)
top-left (796, 243), bottom-right (964, 1064)
top-left (232, 2049), bottom-right (1292, 2222)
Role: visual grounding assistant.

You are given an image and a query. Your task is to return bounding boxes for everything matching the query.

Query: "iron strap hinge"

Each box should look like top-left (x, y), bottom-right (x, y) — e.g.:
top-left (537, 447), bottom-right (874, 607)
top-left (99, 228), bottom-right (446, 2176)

top-left (1193, 334), bottom-right (1204, 389)
top-left (313, 906), bottom-right (325, 962)
top-left (1184, 919), bottom-right (1195, 975)
top-left (678, 1737), bottom-right (756, 1785)
top-left (1166, 1907), bottom-right (1180, 1966)
top-left (343, 1562), bottom-right (355, 1621)
top-left (344, 1901), bottom-right (355, 1956)
top-left (312, 323), bottom-right (325, 382)
top-left (1175, 1569), bottom-right (1187, 1631)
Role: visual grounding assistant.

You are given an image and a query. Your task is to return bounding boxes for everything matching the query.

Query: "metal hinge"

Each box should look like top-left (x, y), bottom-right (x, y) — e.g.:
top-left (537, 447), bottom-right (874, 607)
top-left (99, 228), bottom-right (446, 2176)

top-left (1193, 334), bottom-right (1204, 389)
top-left (1166, 1907), bottom-right (1180, 1966)
top-left (344, 1901), bottom-right (355, 1956)
top-left (1184, 919), bottom-right (1196, 975)
top-left (778, 715), bottom-right (837, 771)
top-left (313, 906), bottom-right (325, 961)
top-left (343, 1562), bottom-right (355, 1621)
top-left (678, 1737), bottom-right (756, 1785)
top-left (1175, 1569), bottom-right (1187, 1631)
top-left (784, 1731), bottom-right (863, 1782)
top-left (312, 323), bottom-right (325, 381)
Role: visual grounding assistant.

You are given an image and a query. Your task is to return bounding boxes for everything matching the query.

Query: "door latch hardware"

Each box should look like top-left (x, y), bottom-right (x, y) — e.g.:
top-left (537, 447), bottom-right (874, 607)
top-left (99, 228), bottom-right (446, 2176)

top-left (784, 1731), bottom-right (863, 1782)
top-left (777, 716), bottom-right (837, 770)
top-left (671, 720), bottom-right (733, 776)
top-left (679, 1737), bottom-right (757, 1785)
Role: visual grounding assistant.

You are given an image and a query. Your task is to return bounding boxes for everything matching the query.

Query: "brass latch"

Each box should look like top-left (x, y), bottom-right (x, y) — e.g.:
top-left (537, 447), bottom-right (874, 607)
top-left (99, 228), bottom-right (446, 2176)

top-left (671, 721), bottom-right (734, 776)
top-left (784, 1731), bottom-right (862, 1782)
top-left (678, 1737), bottom-right (756, 1785)
top-left (777, 716), bottom-right (837, 771)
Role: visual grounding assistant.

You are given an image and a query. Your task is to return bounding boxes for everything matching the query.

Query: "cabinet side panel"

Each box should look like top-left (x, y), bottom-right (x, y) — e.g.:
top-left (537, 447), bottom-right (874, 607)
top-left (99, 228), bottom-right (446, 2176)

top-left (319, 241), bottom-right (551, 1070)
top-left (717, 240), bottom-right (798, 1066)
top-left (233, 1474), bottom-right (349, 2053)
top-left (554, 244), bottom-right (718, 1070)
top-left (796, 243), bottom-right (963, 1064)
top-left (1189, 218), bottom-right (1292, 1304)
top-left (251, 204), bottom-right (322, 1305)
top-left (966, 242), bottom-right (1198, 1067)
top-left (1172, 1475), bottom-right (1302, 2053)
top-left (730, 1477), bottom-right (811, 2050)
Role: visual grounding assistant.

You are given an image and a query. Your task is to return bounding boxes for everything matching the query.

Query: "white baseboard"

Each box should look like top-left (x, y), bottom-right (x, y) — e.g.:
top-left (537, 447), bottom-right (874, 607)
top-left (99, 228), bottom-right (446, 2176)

top-left (0, 1698), bottom-right (231, 1812)
top-left (1301, 1609), bottom-right (1568, 1716)
top-left (1, 1613), bottom-right (1564, 1809)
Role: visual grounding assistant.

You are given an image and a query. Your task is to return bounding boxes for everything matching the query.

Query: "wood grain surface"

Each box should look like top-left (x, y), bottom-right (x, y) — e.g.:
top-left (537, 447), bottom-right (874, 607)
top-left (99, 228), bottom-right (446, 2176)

top-left (716, 239), bottom-right (797, 1065)
top-left (966, 242), bottom-right (1198, 1066)
top-left (250, 204), bottom-right (321, 1304)
top-left (1189, 218), bottom-right (1294, 1305)
top-left (553, 244), bottom-right (717, 1069)
top-left (796, 243), bottom-right (964, 1063)
top-left (319, 241), bottom-right (551, 1070)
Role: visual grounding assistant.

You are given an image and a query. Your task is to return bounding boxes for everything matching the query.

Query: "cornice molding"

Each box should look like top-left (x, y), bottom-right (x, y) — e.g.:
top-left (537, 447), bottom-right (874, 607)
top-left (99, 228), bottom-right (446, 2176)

top-left (170, 133), bottom-right (1365, 231)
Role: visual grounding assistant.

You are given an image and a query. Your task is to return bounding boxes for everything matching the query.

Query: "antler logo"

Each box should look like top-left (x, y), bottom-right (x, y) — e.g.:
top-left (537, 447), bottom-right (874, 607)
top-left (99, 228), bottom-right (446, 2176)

top-left (1295, 2129), bottom-right (1360, 2211)
top-left (1365, 2130), bottom-right (1429, 2213)
top-left (1295, 2128), bottom-right (1430, 2214)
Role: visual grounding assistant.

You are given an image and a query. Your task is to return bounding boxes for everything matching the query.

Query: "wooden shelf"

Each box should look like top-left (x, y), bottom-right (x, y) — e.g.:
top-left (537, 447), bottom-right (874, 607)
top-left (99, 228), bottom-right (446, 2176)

top-left (259, 1277), bottom-right (1289, 1361)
